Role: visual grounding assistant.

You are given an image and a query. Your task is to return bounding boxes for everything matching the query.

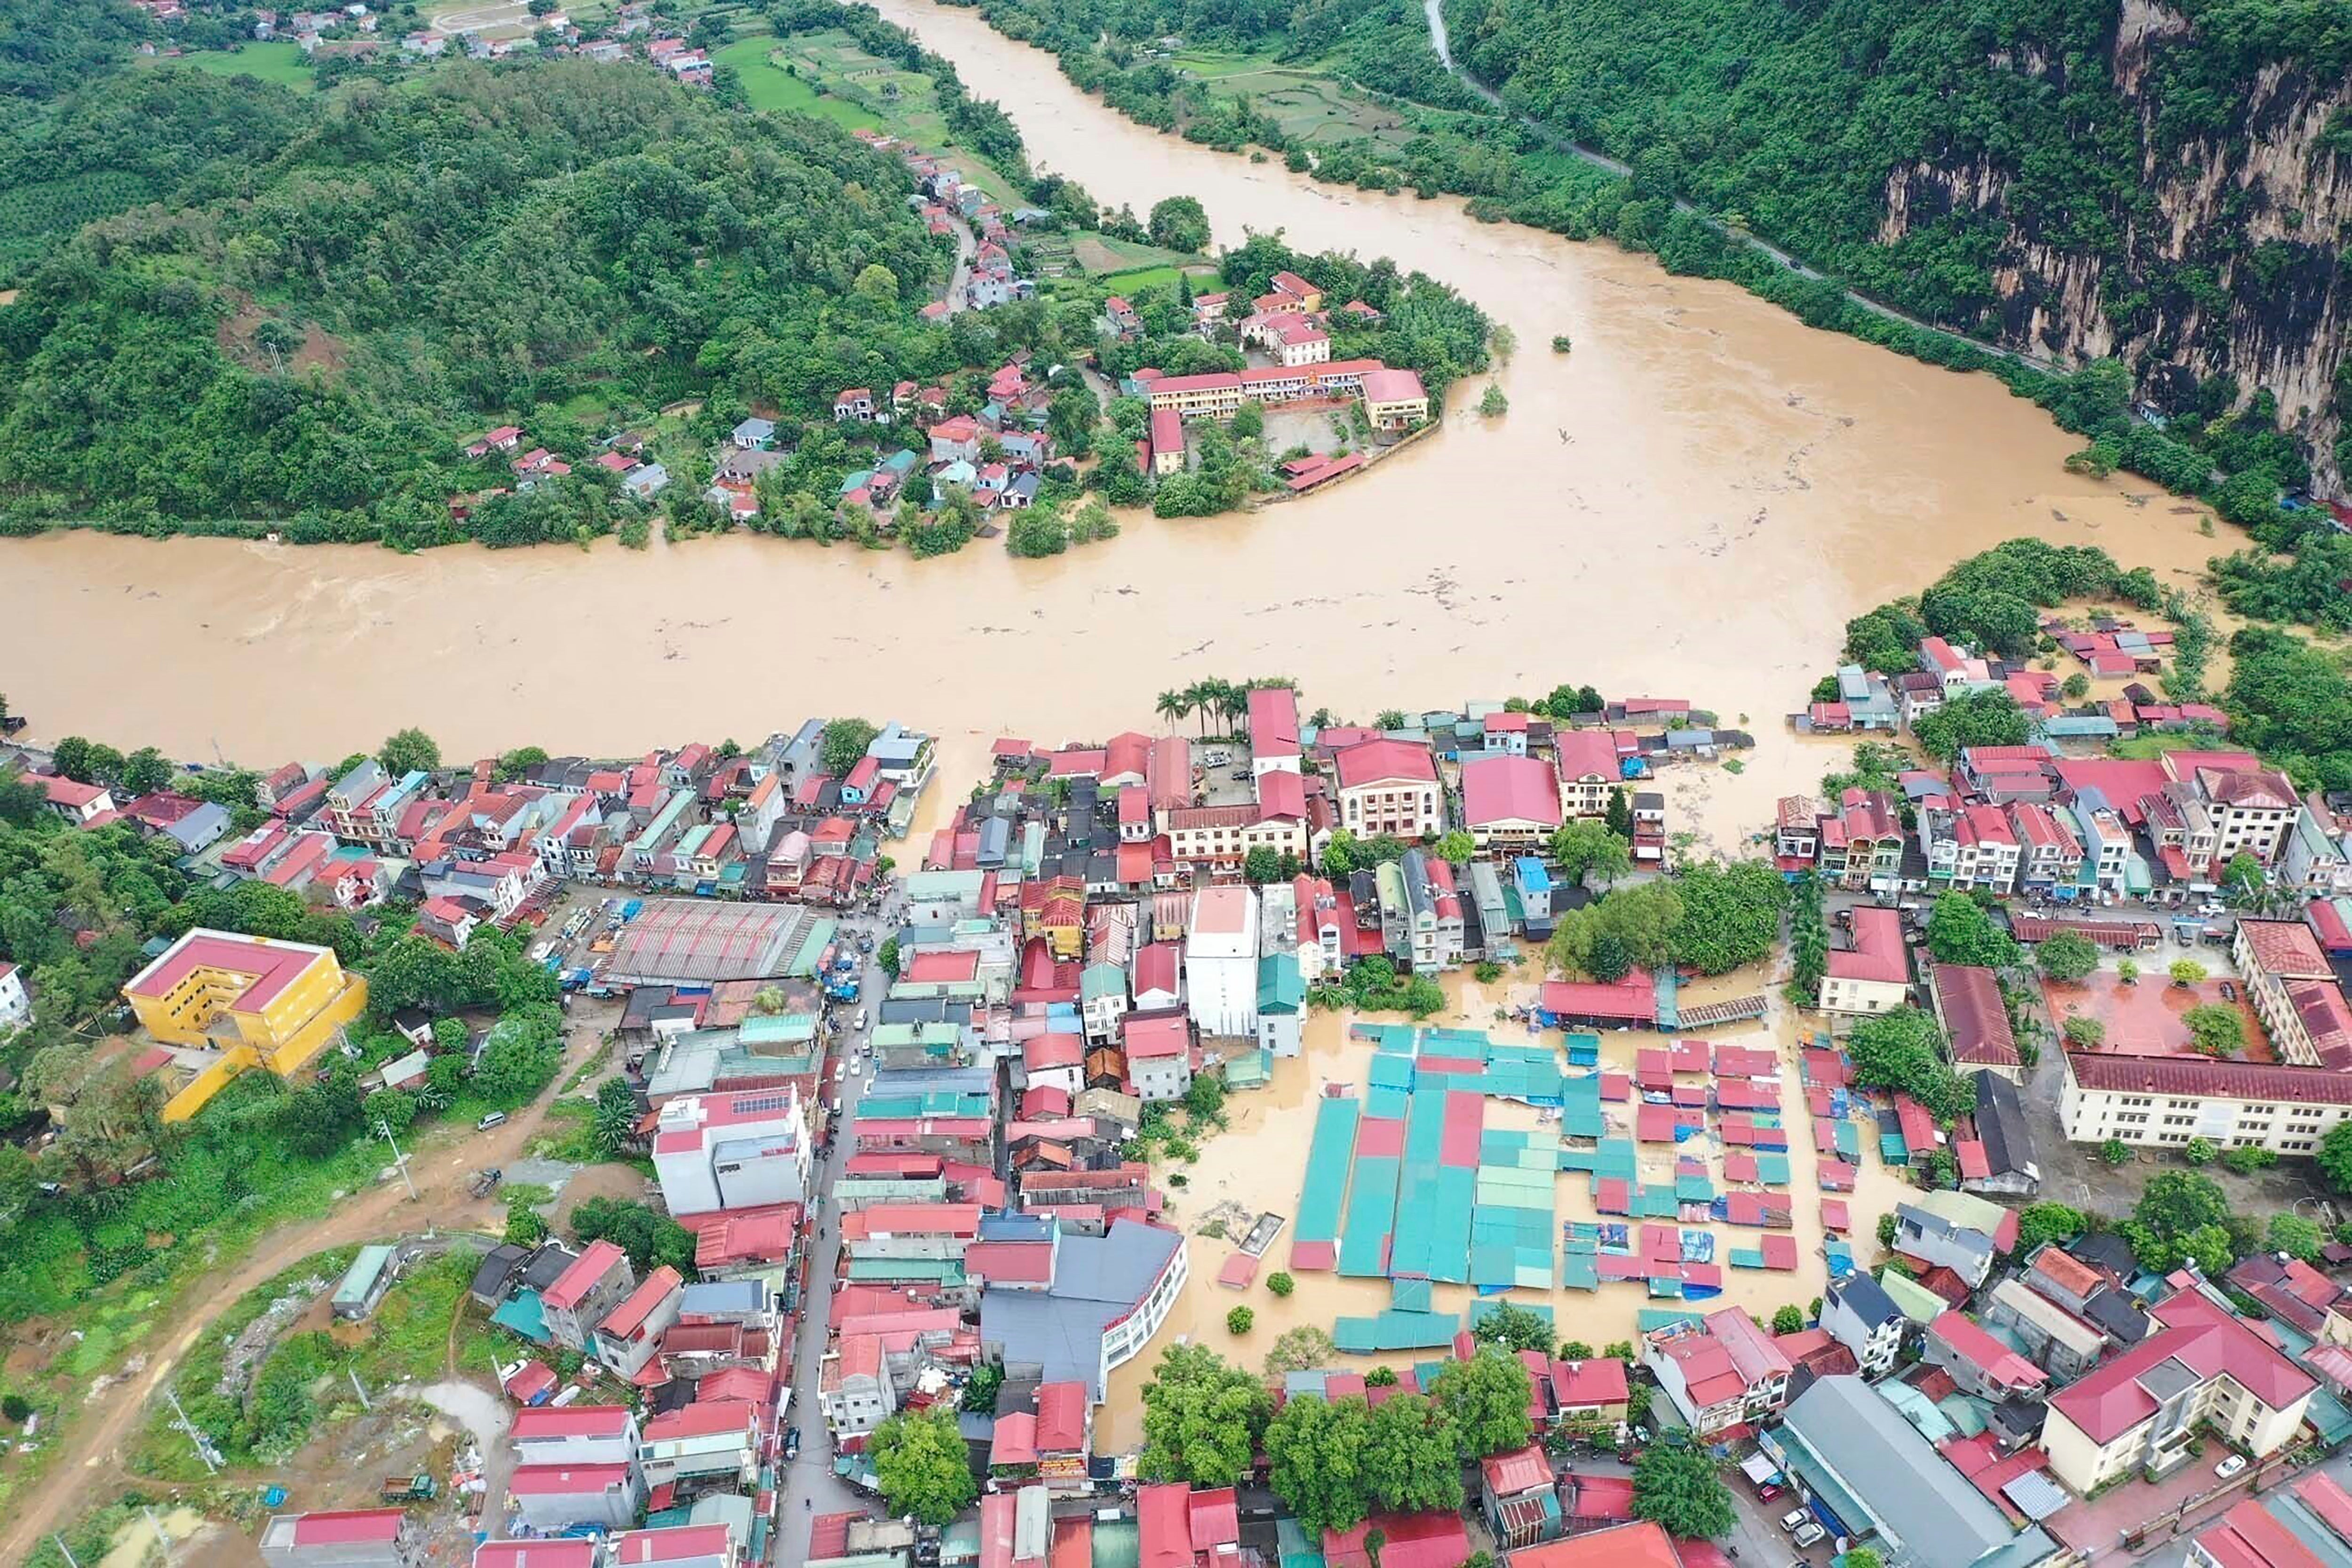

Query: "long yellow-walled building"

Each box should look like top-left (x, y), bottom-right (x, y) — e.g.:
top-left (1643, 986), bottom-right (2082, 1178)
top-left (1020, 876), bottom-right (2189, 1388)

top-left (123, 928), bottom-right (368, 1120)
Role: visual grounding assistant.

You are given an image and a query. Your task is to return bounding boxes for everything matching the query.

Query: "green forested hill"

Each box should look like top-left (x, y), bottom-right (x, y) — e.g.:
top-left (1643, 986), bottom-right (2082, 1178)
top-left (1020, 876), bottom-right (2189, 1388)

top-left (1445, 0), bottom-right (2352, 487)
top-left (0, 56), bottom-right (953, 545)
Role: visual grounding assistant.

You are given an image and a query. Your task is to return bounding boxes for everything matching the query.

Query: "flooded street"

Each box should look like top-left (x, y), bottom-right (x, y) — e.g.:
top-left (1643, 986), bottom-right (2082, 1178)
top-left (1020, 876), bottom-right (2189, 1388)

top-left (0, 0), bottom-right (2221, 815)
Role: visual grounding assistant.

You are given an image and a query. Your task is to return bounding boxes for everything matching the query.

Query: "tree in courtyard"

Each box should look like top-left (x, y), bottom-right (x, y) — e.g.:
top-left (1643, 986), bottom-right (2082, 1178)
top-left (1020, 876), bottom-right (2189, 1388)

top-left (2062, 1016), bottom-right (2106, 1047)
top-left (2223, 853), bottom-right (2268, 904)
top-left (592, 1076), bottom-right (638, 1155)
top-left (1436, 830), bottom-right (1477, 866)
top-left (870, 1407), bottom-right (977, 1525)
top-left (572, 1195), bottom-right (695, 1275)
top-left (1429, 1346), bottom-right (1532, 1458)
top-left (1265, 1393), bottom-right (1374, 1535)
top-left (1632, 1435), bottom-right (1736, 1539)
top-left (1470, 1301), bottom-right (1553, 1354)
top-left (1263, 1326), bottom-right (1340, 1377)
top-left (1363, 1393), bottom-right (1465, 1515)
top-left (1243, 845), bottom-right (1283, 884)
top-left (376, 727), bottom-right (441, 775)
top-left (2170, 959), bottom-right (2208, 987)
top-left (1912, 690), bottom-right (2031, 761)
top-left (2100, 1138), bottom-right (2132, 1166)
top-left (2034, 931), bottom-right (2099, 982)
top-left (2121, 1170), bottom-right (2237, 1272)
top-left (1668, 860), bottom-right (1788, 974)
top-left (961, 1363), bottom-right (1006, 1413)
top-left (2014, 1202), bottom-right (2086, 1254)
top-left (821, 717), bottom-right (879, 776)
top-left (2183, 1004), bottom-right (2244, 1056)
top-left (2320, 1122), bottom-right (2352, 1193)
top-left (1605, 787), bottom-right (1633, 839)
top-left (1231, 401), bottom-right (1265, 440)
top-left (1847, 1550), bottom-right (1885, 1568)
top-left (1140, 1343), bottom-right (1271, 1485)
top-left (2118, 958), bottom-right (2140, 985)
top-left (1843, 1006), bottom-right (1970, 1122)
top-left (2269, 1213), bottom-right (2325, 1262)
top-left (1925, 893), bottom-right (2020, 969)
top-left (1227, 1306), bottom-right (1255, 1335)
top-left (1771, 1305), bottom-right (1806, 1334)
top-left (1549, 821), bottom-right (1631, 889)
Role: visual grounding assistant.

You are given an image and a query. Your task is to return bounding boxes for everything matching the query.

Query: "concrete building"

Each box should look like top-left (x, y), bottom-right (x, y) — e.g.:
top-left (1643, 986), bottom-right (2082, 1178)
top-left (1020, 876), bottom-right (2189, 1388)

top-left (259, 1510), bottom-right (417, 1568)
top-left (650, 1087), bottom-right (812, 1217)
top-left (1123, 1012), bottom-right (1192, 1102)
top-left (1763, 1377), bottom-right (2055, 1568)
top-left (1820, 1272), bottom-right (1907, 1378)
top-left (509, 1464), bottom-right (644, 1532)
top-left (1821, 907), bottom-right (1911, 1017)
top-left (2041, 1280), bottom-right (2313, 1492)
top-left (1331, 739), bottom-right (1442, 839)
top-left (1257, 952), bottom-right (1304, 1058)
top-left (2058, 1052), bottom-right (2352, 1157)
top-left (1185, 885), bottom-right (1260, 1037)
top-left (593, 1266), bottom-right (685, 1380)
top-left (541, 1240), bottom-right (636, 1353)
top-left (981, 1218), bottom-right (1188, 1401)
top-left (1643, 1309), bottom-right (1791, 1438)
top-left (125, 929), bottom-right (369, 1121)
top-left (0, 960), bottom-right (29, 1032)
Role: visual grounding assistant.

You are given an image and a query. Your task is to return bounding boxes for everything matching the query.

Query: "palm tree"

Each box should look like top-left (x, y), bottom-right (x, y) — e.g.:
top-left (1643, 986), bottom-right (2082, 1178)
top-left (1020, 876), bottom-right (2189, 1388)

top-left (1155, 690), bottom-right (1191, 732)
top-left (1183, 680), bottom-right (1217, 738)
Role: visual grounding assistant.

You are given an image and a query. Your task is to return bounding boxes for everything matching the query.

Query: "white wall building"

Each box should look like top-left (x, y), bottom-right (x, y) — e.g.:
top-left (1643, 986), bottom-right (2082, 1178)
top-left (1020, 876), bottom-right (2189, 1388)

top-left (651, 1088), bottom-right (812, 1217)
top-left (1184, 885), bottom-right (1260, 1037)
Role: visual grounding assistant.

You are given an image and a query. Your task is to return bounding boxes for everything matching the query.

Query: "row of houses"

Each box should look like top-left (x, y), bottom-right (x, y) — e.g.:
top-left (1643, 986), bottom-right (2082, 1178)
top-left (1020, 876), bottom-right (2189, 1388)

top-left (1796, 629), bottom-right (2229, 747)
top-left (1775, 743), bottom-right (2302, 905)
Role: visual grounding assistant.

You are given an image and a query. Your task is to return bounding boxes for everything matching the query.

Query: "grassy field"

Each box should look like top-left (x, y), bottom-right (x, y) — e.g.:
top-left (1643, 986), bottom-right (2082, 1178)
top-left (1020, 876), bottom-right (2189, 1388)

top-left (1170, 49), bottom-right (1415, 155)
top-left (756, 27), bottom-right (1031, 204)
top-left (147, 40), bottom-right (314, 91)
top-left (712, 33), bottom-right (884, 129)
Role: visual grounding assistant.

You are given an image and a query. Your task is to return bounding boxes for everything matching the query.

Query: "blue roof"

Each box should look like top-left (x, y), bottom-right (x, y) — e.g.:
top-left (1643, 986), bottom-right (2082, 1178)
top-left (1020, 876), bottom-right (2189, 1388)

top-left (1514, 857), bottom-right (1551, 892)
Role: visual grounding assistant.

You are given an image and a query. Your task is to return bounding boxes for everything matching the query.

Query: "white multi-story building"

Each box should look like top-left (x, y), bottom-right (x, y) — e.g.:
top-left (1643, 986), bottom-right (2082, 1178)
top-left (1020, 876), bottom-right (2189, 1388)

top-left (2058, 1052), bottom-right (2352, 1156)
top-left (1184, 886), bottom-right (1260, 1037)
top-left (1926, 804), bottom-right (2020, 893)
top-left (1331, 739), bottom-right (1442, 840)
top-left (0, 961), bottom-right (27, 1033)
top-left (650, 1088), bottom-right (812, 1217)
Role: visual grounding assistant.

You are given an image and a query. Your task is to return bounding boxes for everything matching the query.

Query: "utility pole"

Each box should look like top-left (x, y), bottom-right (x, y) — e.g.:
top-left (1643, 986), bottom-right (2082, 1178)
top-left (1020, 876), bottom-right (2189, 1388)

top-left (161, 1389), bottom-right (218, 1475)
top-left (141, 1506), bottom-right (171, 1567)
top-left (349, 1368), bottom-right (371, 1410)
top-left (49, 1536), bottom-right (79, 1568)
top-left (377, 1119), bottom-right (420, 1201)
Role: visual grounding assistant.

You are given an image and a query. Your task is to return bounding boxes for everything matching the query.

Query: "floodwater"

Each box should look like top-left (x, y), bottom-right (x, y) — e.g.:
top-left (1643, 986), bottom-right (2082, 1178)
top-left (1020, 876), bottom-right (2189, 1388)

top-left (1096, 959), bottom-right (1918, 1451)
top-left (0, 0), bottom-right (2222, 822)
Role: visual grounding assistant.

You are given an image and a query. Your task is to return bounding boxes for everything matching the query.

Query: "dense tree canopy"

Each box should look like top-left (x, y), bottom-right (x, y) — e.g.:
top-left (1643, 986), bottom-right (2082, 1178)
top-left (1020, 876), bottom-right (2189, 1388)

top-left (0, 57), bottom-right (951, 545)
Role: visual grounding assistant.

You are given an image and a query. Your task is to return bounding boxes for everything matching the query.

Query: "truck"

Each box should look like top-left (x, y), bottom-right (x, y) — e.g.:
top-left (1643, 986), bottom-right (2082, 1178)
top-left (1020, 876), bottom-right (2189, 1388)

top-left (380, 1474), bottom-right (437, 1503)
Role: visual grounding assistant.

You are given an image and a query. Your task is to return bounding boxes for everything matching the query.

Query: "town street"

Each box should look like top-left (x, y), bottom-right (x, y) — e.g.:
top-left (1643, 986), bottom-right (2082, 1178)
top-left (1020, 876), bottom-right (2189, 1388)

top-left (777, 901), bottom-right (905, 1555)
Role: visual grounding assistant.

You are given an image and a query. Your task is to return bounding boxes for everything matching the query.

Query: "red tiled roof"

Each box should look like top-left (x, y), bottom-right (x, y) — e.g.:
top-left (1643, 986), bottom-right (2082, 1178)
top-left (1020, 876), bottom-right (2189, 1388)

top-left (1541, 974), bottom-right (1656, 1022)
top-left (1462, 754), bottom-right (1563, 828)
top-left (1511, 1522), bottom-right (1684, 1568)
top-left (287, 1510), bottom-right (405, 1545)
top-left (1931, 1310), bottom-right (2048, 1388)
top-left (2050, 1282), bottom-right (2313, 1444)
top-left (2241, 919), bottom-right (2332, 979)
top-left (1934, 963), bottom-right (2019, 1067)
top-left (2066, 1051), bottom-right (2352, 1106)
top-left (597, 1266), bottom-right (682, 1341)
top-left (1828, 906), bottom-right (1908, 985)
top-left (542, 1240), bottom-right (628, 1313)
top-left (1332, 738), bottom-right (1437, 788)
top-left (1479, 1443), bottom-right (1552, 1496)
top-left (511, 1404), bottom-right (633, 1441)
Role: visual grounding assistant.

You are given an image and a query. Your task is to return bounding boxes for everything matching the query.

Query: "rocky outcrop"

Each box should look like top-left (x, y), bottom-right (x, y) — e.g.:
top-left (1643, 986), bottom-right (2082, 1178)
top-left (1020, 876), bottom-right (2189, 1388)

top-left (1876, 0), bottom-right (2351, 491)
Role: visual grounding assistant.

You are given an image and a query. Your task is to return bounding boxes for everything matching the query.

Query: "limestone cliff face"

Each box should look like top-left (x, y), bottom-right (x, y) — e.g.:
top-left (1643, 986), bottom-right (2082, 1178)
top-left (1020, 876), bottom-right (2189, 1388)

top-left (1877, 0), bottom-right (2351, 490)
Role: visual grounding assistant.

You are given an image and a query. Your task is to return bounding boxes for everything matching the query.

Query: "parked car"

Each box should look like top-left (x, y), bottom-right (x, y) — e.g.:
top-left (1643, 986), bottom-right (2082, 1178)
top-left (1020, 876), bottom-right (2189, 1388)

top-left (1779, 1510), bottom-right (1810, 1533)
top-left (2217, 1454), bottom-right (2249, 1480)
top-left (1793, 1523), bottom-right (1828, 1550)
top-left (784, 1428), bottom-right (801, 1461)
top-left (477, 1111), bottom-right (508, 1130)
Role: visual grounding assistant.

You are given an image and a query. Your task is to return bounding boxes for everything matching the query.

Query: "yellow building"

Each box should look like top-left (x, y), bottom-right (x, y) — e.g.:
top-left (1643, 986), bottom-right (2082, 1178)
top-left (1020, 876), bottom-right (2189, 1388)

top-left (124, 929), bottom-right (368, 1120)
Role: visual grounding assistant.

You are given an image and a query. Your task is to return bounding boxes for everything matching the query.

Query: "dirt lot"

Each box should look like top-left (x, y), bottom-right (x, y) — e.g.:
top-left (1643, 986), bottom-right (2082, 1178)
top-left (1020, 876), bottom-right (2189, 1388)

top-left (1259, 403), bottom-right (1352, 459)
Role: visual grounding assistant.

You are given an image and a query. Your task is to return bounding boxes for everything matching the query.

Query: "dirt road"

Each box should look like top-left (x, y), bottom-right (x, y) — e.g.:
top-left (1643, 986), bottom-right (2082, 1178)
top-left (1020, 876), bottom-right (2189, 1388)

top-left (0, 1019), bottom-right (610, 1562)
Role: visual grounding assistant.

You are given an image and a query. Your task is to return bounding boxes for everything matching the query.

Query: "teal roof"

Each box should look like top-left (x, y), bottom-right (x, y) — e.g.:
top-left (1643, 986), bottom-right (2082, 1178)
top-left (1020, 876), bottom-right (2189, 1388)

top-left (1257, 951), bottom-right (1304, 1011)
top-left (333, 1243), bottom-right (396, 1310)
top-left (1082, 962), bottom-right (1128, 1001)
top-left (740, 1012), bottom-right (817, 1047)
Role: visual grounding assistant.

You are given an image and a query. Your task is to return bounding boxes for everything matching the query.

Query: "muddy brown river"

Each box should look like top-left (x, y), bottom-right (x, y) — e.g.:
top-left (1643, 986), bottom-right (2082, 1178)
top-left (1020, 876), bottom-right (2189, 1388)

top-left (0, 0), bottom-right (2218, 814)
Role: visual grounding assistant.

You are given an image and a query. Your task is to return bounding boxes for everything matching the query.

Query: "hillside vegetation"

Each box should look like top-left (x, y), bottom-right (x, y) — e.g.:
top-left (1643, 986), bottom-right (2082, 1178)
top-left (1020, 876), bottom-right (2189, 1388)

top-left (0, 57), bottom-right (950, 546)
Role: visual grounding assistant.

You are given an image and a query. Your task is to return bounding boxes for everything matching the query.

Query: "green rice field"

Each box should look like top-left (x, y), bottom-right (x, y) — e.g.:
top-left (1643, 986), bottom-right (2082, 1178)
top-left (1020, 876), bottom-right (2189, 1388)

top-left (148, 40), bottom-right (315, 90)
